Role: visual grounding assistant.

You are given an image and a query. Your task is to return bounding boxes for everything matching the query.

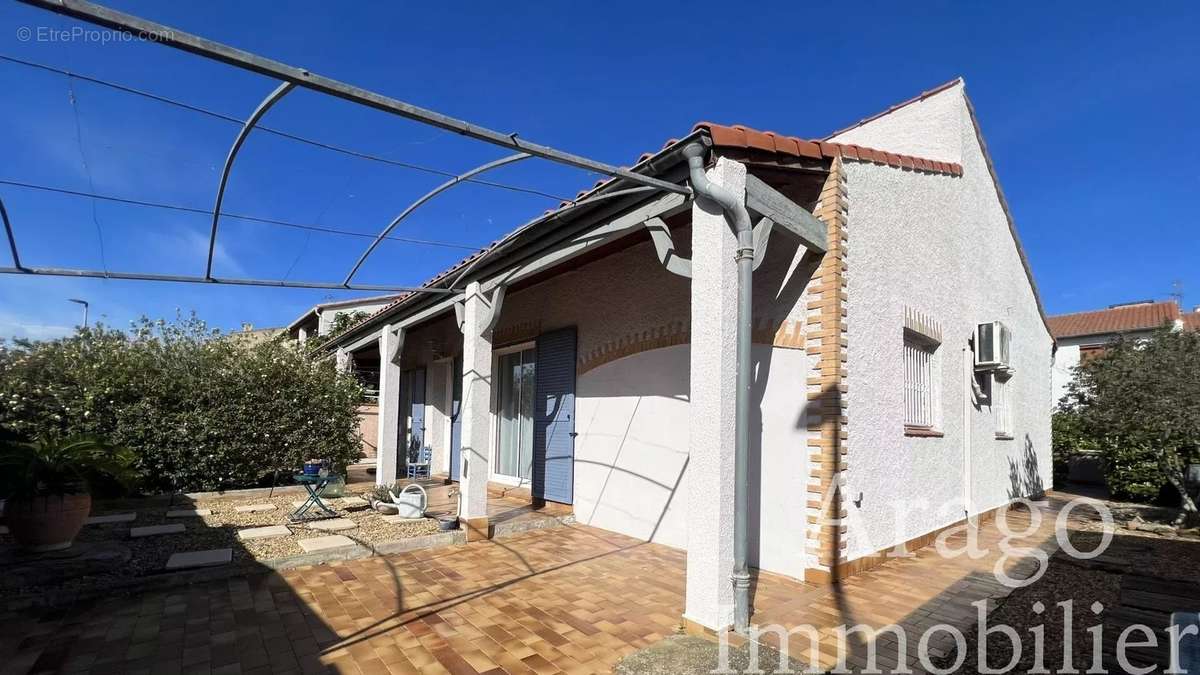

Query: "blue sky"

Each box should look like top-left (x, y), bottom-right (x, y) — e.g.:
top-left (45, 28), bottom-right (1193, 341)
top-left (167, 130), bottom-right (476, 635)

top-left (1, 1), bottom-right (1197, 340)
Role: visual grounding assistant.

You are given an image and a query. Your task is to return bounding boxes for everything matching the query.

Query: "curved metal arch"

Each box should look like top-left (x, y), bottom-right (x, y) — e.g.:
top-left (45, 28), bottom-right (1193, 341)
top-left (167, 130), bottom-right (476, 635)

top-left (0, 196), bottom-right (24, 271)
top-left (207, 80), bottom-right (296, 279)
top-left (342, 152), bottom-right (532, 286)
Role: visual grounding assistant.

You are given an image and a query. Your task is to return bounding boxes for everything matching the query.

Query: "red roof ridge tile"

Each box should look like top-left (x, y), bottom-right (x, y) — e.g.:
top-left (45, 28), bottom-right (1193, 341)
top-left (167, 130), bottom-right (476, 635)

top-left (691, 122), bottom-right (962, 177)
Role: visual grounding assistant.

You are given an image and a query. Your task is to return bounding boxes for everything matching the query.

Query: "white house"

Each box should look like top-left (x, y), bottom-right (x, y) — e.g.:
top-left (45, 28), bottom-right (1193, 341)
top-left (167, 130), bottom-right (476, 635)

top-left (286, 294), bottom-right (399, 345)
top-left (324, 78), bottom-right (1054, 632)
top-left (1049, 300), bottom-right (1199, 405)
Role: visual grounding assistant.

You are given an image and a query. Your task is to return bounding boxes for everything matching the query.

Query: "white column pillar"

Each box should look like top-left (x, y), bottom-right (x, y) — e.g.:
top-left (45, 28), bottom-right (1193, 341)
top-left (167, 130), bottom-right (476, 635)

top-left (684, 156), bottom-right (745, 632)
top-left (458, 282), bottom-right (494, 541)
top-left (375, 326), bottom-right (402, 487)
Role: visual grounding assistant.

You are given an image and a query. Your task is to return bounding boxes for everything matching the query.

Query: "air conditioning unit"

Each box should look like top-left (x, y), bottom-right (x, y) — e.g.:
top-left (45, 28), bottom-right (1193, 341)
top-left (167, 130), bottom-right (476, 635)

top-left (975, 321), bottom-right (1012, 370)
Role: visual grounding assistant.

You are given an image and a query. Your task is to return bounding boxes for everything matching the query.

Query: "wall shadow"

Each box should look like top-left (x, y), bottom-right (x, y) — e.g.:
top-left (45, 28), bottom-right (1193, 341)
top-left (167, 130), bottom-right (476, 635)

top-left (1007, 433), bottom-right (1046, 499)
top-left (0, 478), bottom-right (396, 674)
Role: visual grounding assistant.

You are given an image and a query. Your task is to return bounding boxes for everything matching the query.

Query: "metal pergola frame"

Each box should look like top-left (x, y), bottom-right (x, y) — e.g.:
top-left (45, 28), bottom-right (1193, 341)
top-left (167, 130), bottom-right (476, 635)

top-left (3, 0), bottom-right (692, 293)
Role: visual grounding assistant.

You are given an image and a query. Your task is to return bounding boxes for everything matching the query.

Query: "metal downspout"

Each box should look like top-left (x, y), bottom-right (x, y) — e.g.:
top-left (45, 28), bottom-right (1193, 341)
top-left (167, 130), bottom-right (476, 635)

top-left (683, 142), bottom-right (754, 633)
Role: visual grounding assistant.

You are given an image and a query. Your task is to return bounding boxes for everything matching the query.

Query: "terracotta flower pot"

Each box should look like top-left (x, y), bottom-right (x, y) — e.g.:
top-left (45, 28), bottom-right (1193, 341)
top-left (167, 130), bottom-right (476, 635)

top-left (5, 493), bottom-right (92, 552)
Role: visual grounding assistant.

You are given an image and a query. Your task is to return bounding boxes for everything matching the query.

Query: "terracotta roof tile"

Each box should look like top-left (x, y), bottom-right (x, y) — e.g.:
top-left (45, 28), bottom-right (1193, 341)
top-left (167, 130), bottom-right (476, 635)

top-left (1046, 301), bottom-right (1181, 339)
top-left (691, 122), bottom-right (962, 177)
top-left (1183, 312), bottom-right (1200, 331)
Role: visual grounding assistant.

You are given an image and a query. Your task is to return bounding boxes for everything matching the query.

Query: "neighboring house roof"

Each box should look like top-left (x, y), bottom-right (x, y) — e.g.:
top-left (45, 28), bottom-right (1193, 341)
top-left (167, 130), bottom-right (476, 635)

top-left (1184, 311), bottom-right (1200, 331)
top-left (1047, 301), bottom-right (1181, 339)
top-left (312, 293), bottom-right (401, 311)
top-left (322, 78), bottom-right (1044, 351)
top-left (286, 293), bottom-right (402, 332)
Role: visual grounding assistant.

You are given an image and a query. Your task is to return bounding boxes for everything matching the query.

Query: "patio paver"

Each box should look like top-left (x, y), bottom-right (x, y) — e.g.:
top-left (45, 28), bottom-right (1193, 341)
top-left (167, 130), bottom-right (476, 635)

top-left (298, 534), bottom-right (356, 552)
top-left (236, 525), bottom-right (291, 541)
top-left (129, 523), bottom-right (185, 538)
top-left (2, 498), bottom-right (1075, 675)
top-left (305, 517), bottom-right (357, 532)
top-left (164, 548), bottom-right (231, 570)
top-left (85, 512), bottom-right (137, 524)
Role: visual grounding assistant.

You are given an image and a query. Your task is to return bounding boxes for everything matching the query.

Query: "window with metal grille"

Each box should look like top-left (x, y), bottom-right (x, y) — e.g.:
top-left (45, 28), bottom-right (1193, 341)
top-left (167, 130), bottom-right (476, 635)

top-left (903, 335), bottom-right (938, 429)
top-left (994, 374), bottom-right (1014, 438)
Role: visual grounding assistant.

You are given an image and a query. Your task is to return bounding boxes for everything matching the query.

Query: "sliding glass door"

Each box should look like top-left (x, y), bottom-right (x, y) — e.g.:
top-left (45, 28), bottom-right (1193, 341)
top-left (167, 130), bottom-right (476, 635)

top-left (495, 347), bottom-right (535, 482)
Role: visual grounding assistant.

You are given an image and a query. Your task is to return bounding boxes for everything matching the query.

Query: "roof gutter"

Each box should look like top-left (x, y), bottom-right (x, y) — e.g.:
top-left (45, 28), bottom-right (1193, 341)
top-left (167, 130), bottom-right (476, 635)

top-left (682, 141), bottom-right (754, 634)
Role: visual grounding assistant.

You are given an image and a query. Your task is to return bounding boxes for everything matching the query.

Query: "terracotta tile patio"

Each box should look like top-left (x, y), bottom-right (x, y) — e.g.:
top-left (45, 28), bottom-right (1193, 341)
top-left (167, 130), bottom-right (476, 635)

top-left (0, 499), bottom-right (1070, 674)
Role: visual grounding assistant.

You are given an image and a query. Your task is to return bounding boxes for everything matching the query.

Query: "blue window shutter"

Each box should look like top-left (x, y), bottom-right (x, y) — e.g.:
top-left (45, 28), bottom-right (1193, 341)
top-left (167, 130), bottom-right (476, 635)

top-left (408, 368), bottom-right (426, 459)
top-left (533, 327), bottom-right (576, 504)
top-left (449, 356), bottom-right (462, 481)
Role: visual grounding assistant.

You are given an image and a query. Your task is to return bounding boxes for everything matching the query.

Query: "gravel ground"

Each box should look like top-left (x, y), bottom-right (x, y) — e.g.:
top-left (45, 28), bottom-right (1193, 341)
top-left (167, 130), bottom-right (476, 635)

top-left (0, 488), bottom-right (440, 597)
top-left (940, 557), bottom-right (1122, 674)
top-left (939, 499), bottom-right (1200, 674)
top-left (192, 493), bottom-right (440, 559)
top-left (614, 634), bottom-right (805, 675)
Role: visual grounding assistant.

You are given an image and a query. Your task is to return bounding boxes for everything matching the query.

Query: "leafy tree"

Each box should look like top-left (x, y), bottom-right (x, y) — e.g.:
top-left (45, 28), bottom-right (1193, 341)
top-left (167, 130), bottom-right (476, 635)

top-left (0, 314), bottom-right (364, 493)
top-left (1060, 327), bottom-right (1200, 522)
top-left (324, 311), bottom-right (370, 342)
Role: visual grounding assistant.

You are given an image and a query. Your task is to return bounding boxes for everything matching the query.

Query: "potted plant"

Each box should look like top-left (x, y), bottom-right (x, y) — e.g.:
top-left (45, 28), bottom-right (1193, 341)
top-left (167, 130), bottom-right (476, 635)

top-left (0, 434), bottom-right (134, 551)
top-left (367, 484), bottom-right (399, 515)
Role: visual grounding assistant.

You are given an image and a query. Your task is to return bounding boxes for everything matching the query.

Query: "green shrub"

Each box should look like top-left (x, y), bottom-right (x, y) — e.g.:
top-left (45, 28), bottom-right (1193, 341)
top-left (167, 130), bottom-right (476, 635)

top-left (1051, 411), bottom-right (1087, 488)
top-left (1098, 438), bottom-right (1163, 502)
top-left (0, 315), bottom-right (364, 493)
top-left (1061, 328), bottom-right (1200, 519)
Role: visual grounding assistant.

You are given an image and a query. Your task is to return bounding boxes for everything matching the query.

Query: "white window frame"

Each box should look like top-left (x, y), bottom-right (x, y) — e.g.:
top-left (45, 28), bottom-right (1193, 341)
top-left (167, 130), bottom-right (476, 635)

top-left (490, 340), bottom-right (537, 487)
top-left (903, 330), bottom-right (940, 432)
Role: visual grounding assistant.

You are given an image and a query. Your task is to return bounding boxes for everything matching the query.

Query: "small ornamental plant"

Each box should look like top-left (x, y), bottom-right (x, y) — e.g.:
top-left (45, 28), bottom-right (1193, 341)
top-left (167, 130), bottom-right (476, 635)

top-left (0, 433), bottom-right (135, 550)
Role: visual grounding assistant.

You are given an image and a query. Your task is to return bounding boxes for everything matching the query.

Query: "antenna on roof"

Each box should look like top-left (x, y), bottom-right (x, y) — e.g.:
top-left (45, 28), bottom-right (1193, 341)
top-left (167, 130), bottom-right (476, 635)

top-left (1170, 279), bottom-right (1184, 309)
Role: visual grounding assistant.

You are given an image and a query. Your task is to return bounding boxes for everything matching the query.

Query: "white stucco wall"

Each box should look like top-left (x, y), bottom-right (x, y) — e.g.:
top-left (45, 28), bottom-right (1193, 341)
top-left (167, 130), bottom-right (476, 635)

top-left (574, 344), bottom-right (691, 549)
top-left (1051, 330), bottom-right (1157, 407)
top-left (317, 300), bottom-right (393, 336)
top-left (1052, 342), bottom-right (1080, 408)
top-left (830, 84), bottom-right (965, 166)
top-left (573, 341), bottom-right (812, 577)
top-left (837, 84), bottom-right (1054, 561)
